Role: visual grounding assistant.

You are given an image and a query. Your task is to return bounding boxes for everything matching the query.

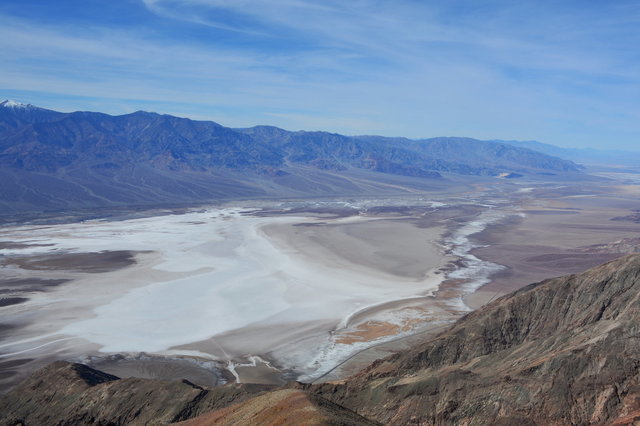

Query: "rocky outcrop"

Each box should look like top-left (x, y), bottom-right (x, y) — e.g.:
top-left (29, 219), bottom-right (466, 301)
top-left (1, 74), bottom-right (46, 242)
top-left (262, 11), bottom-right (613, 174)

top-left (2, 256), bottom-right (639, 425)
top-left (0, 361), bottom-right (276, 425)
top-left (177, 389), bottom-right (380, 425)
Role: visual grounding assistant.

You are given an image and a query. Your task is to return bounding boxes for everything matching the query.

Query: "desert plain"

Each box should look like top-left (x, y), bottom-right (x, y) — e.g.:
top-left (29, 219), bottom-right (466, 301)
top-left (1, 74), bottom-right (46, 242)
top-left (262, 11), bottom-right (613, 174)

top-left (1, 174), bottom-right (640, 392)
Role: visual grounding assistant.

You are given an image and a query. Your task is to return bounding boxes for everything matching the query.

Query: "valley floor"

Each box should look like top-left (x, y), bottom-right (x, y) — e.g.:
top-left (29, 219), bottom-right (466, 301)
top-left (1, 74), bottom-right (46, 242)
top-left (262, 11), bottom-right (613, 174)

top-left (1, 176), bottom-right (639, 392)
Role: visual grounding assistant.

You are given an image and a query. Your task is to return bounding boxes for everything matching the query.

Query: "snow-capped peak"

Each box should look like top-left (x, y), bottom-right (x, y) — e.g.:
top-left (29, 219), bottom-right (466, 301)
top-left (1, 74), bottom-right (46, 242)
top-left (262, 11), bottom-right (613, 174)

top-left (1, 100), bottom-right (32, 108)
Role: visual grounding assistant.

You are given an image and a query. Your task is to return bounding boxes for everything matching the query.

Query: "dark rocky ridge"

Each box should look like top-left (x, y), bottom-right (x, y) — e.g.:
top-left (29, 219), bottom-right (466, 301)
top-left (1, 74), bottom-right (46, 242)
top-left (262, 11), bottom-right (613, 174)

top-left (0, 101), bottom-right (583, 213)
top-left (1, 255), bottom-right (639, 425)
top-left (0, 361), bottom-right (278, 425)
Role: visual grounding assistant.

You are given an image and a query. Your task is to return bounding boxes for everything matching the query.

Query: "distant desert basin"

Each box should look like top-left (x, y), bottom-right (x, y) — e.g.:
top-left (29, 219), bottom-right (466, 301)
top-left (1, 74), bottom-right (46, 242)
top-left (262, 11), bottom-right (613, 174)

top-left (1, 200), bottom-right (475, 384)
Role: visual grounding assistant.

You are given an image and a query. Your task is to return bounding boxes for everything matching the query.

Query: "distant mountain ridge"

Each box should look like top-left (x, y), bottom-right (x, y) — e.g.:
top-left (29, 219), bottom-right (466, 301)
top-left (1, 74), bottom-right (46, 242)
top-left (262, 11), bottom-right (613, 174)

top-left (0, 100), bottom-right (583, 213)
top-left (491, 138), bottom-right (640, 168)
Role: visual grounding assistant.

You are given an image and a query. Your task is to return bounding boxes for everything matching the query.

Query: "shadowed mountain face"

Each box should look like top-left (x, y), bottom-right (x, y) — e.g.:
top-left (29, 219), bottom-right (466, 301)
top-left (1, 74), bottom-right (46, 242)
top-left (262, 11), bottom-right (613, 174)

top-left (0, 101), bottom-right (582, 213)
top-left (1, 255), bottom-right (638, 425)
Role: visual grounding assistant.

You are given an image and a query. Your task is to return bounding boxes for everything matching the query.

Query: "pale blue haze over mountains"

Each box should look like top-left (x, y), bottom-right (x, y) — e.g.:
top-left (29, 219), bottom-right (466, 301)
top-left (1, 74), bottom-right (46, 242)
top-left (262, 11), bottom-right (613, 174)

top-left (0, 0), bottom-right (639, 151)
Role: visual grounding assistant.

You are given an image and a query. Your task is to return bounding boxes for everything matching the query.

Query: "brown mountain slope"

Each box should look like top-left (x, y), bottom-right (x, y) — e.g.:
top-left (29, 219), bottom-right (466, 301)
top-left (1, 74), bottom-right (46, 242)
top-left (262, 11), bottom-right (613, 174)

top-left (0, 361), bottom-right (277, 425)
top-left (309, 254), bottom-right (640, 425)
top-left (176, 388), bottom-right (380, 426)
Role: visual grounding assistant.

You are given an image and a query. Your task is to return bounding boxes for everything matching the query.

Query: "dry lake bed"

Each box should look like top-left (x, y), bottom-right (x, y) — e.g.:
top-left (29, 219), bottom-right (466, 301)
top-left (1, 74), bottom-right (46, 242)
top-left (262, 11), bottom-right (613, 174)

top-left (2, 177), bottom-right (639, 391)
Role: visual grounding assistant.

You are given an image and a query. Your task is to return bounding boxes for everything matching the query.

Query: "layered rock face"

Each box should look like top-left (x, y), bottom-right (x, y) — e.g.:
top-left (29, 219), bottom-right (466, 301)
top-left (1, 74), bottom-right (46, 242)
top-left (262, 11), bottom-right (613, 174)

top-left (2, 255), bottom-right (639, 425)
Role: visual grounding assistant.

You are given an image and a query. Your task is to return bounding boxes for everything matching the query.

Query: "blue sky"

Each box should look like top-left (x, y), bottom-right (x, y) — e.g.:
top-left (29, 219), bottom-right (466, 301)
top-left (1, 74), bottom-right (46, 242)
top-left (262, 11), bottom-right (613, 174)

top-left (1, 0), bottom-right (639, 150)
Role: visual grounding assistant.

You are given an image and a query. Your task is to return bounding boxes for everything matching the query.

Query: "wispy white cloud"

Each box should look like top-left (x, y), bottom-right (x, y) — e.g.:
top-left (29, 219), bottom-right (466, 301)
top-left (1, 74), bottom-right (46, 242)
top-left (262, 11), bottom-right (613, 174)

top-left (0, 1), bottom-right (639, 149)
top-left (138, 0), bottom-right (638, 83)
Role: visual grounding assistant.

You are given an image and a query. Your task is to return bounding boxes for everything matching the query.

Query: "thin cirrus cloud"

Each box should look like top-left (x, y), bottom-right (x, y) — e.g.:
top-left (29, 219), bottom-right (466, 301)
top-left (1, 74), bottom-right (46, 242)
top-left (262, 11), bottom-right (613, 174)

top-left (0, 0), bottom-right (638, 149)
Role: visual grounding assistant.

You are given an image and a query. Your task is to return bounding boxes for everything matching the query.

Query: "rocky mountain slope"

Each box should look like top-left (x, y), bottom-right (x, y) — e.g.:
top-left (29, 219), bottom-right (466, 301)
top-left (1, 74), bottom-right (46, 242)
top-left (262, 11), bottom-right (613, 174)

top-left (310, 254), bottom-right (640, 425)
top-left (176, 389), bottom-right (379, 426)
top-left (0, 361), bottom-right (278, 425)
top-left (0, 100), bottom-right (582, 213)
top-left (1, 255), bottom-right (639, 425)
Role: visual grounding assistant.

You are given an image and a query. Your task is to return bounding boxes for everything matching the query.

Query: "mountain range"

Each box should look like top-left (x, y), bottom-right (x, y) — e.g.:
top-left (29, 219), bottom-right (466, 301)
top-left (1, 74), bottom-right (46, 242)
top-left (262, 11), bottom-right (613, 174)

top-left (492, 138), bottom-right (640, 169)
top-left (0, 100), bottom-right (583, 213)
top-left (2, 254), bottom-right (639, 424)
